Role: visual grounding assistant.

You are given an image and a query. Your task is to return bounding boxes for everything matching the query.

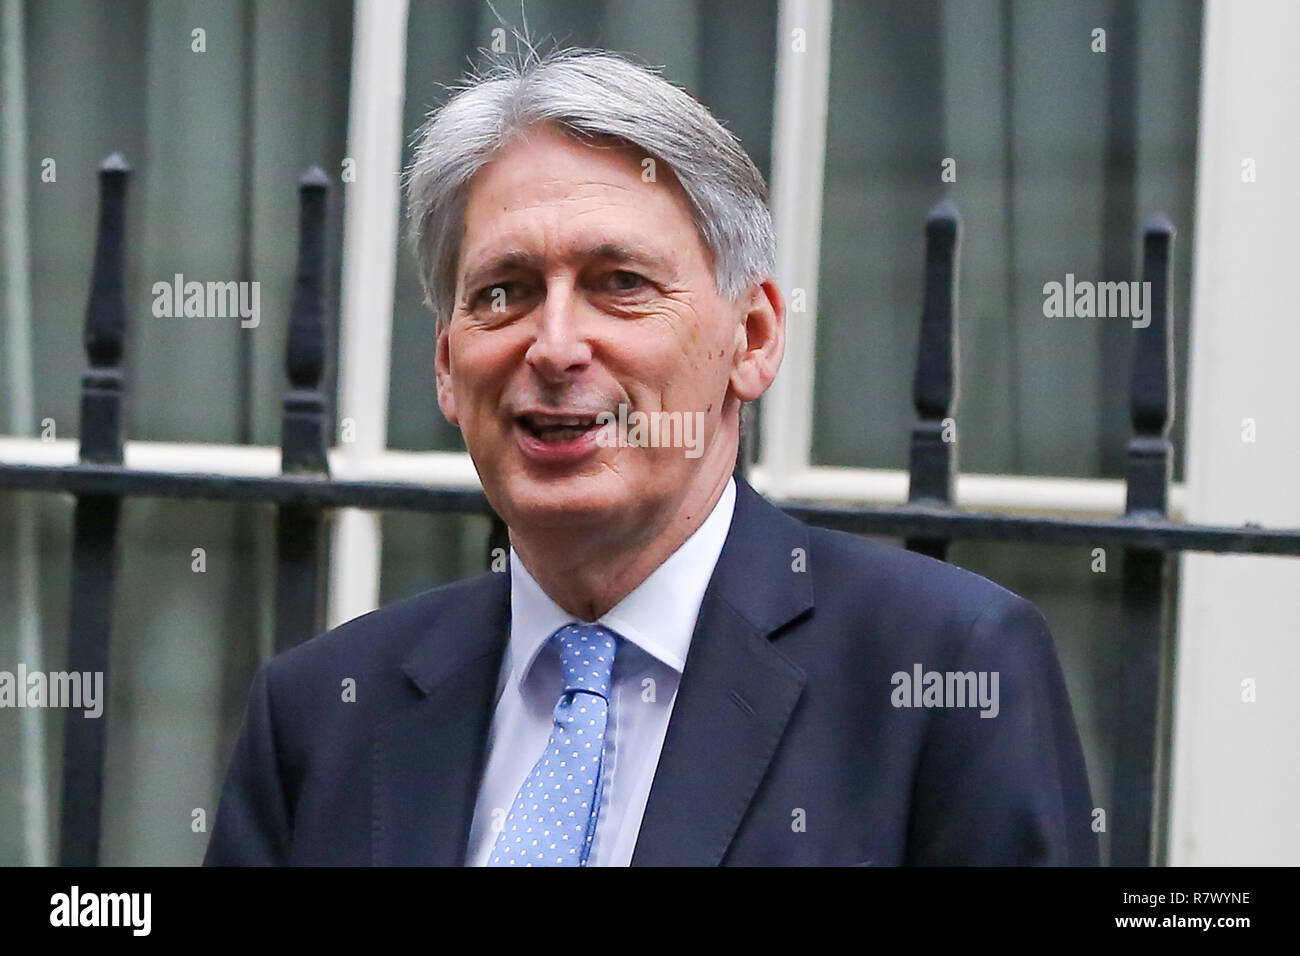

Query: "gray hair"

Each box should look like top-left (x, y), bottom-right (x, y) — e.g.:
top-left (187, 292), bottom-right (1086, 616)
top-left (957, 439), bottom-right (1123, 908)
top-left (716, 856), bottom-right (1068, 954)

top-left (403, 46), bottom-right (775, 325)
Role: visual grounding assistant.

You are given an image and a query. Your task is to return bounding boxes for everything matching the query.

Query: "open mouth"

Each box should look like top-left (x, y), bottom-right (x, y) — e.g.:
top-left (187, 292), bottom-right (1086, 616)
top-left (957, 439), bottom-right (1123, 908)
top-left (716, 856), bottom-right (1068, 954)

top-left (515, 413), bottom-right (604, 443)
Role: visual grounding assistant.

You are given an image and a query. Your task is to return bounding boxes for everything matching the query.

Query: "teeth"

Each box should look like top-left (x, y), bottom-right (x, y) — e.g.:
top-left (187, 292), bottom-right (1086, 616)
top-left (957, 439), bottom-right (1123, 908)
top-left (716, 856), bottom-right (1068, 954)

top-left (518, 413), bottom-right (603, 441)
top-left (528, 415), bottom-right (592, 427)
top-left (537, 425), bottom-right (590, 442)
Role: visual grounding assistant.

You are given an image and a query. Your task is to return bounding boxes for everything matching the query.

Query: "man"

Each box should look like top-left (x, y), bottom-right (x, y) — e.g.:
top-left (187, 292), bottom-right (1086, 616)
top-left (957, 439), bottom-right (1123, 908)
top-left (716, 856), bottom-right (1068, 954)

top-left (205, 48), bottom-right (1097, 866)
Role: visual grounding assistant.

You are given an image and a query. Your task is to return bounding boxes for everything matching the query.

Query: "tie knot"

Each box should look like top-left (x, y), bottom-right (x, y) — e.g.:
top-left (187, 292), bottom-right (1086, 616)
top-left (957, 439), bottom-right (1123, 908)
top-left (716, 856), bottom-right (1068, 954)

top-left (552, 624), bottom-right (619, 698)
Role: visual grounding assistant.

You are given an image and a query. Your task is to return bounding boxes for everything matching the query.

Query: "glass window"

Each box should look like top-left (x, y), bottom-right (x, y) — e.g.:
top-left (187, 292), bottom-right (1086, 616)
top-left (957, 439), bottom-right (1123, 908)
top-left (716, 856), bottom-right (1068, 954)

top-left (813, 0), bottom-right (1200, 481)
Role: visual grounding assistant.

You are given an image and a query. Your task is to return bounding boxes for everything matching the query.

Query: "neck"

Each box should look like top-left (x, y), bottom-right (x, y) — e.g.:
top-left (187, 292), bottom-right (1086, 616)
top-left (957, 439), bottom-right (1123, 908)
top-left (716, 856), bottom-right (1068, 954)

top-left (510, 453), bottom-right (735, 622)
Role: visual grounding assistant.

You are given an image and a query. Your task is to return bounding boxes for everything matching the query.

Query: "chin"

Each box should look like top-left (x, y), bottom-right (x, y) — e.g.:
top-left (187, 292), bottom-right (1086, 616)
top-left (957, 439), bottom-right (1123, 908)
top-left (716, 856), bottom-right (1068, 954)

top-left (494, 470), bottom-right (636, 531)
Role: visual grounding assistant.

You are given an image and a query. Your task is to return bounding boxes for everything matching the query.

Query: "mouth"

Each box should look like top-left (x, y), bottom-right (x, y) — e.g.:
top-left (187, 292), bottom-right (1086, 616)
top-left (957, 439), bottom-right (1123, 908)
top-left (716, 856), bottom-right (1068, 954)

top-left (514, 411), bottom-right (606, 443)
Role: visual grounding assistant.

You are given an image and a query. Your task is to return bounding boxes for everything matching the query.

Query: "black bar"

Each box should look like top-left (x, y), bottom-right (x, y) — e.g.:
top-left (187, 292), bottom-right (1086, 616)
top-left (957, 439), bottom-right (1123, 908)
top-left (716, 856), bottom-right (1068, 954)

top-left (0, 464), bottom-right (496, 513)
top-left (3, 461), bottom-right (1299, 556)
top-left (778, 500), bottom-right (1300, 555)
top-left (275, 507), bottom-right (327, 652)
top-left (275, 169), bottom-right (331, 654)
top-left (59, 154), bottom-right (132, 867)
top-left (486, 511), bottom-right (509, 571)
top-left (906, 201), bottom-right (961, 560)
top-left (1112, 214), bottom-right (1176, 866)
top-left (1113, 546), bottom-right (1174, 865)
top-left (60, 498), bottom-right (121, 868)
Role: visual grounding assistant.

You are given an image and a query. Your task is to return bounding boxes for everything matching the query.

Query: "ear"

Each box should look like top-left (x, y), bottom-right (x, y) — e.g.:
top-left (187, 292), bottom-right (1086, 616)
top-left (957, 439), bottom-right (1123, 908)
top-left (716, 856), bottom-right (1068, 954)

top-left (729, 278), bottom-right (785, 403)
top-left (434, 318), bottom-right (460, 426)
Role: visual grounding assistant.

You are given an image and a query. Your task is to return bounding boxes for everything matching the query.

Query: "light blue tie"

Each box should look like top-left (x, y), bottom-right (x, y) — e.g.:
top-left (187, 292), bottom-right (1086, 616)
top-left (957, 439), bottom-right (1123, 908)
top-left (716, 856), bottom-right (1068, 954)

top-left (489, 623), bottom-right (619, 866)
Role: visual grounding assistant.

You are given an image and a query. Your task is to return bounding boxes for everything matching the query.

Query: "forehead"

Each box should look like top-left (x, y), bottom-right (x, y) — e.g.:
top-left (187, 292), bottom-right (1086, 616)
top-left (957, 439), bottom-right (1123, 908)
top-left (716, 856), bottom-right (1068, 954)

top-left (456, 125), bottom-right (707, 275)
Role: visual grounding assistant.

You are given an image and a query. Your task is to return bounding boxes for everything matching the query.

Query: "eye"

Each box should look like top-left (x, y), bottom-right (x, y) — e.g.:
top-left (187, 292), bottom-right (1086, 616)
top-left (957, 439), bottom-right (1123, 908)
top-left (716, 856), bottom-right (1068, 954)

top-left (473, 281), bottom-right (529, 310)
top-left (602, 270), bottom-right (647, 293)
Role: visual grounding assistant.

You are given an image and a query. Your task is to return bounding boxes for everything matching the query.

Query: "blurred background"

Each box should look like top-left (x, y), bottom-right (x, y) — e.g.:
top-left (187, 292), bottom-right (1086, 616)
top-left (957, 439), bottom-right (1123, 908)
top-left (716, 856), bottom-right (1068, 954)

top-left (1, 0), bottom-right (1296, 866)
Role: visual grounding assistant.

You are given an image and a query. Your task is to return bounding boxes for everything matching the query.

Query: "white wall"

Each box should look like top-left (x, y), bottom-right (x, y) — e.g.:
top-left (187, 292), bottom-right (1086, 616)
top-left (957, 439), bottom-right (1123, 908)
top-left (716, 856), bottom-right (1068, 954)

top-left (1170, 0), bottom-right (1300, 865)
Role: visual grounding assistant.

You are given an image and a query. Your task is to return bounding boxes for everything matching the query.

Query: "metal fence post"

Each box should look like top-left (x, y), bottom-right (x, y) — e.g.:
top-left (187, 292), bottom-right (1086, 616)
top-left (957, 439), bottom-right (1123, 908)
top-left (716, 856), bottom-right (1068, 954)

top-left (1112, 214), bottom-right (1177, 865)
top-left (274, 168), bottom-right (331, 654)
top-left (59, 153), bottom-right (131, 866)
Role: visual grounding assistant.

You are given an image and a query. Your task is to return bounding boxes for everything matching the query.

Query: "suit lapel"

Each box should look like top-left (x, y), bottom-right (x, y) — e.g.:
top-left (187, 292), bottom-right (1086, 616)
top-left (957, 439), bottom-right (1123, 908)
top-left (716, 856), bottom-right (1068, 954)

top-left (373, 568), bottom-right (511, 866)
top-left (631, 476), bottom-right (813, 865)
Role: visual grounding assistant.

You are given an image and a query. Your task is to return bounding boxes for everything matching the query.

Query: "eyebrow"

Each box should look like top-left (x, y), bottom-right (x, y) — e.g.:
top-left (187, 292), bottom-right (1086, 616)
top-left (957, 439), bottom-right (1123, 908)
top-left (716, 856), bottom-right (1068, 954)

top-left (460, 242), bottom-right (675, 297)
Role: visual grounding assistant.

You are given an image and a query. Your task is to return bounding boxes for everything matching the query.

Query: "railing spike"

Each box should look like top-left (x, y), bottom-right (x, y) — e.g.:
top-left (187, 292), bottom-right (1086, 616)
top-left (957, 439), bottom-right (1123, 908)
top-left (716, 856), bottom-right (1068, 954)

top-left (299, 165), bottom-right (329, 188)
top-left (281, 168), bottom-right (330, 467)
top-left (1125, 214), bottom-right (1176, 515)
top-left (81, 155), bottom-right (131, 395)
top-left (276, 168), bottom-right (332, 654)
top-left (906, 201), bottom-right (962, 560)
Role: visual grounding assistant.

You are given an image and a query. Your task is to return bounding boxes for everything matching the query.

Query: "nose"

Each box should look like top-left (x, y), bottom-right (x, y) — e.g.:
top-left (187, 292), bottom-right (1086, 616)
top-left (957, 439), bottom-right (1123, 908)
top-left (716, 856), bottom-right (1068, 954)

top-left (524, 275), bottom-right (592, 383)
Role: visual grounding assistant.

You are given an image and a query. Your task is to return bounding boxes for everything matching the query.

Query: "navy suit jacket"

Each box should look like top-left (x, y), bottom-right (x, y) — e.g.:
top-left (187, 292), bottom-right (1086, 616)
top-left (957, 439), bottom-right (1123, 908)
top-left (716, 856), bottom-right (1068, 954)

top-left (204, 476), bottom-right (1098, 866)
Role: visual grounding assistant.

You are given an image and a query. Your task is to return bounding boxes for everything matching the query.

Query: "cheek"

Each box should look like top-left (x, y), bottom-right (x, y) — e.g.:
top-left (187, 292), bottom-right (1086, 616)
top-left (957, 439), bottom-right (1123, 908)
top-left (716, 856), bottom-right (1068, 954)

top-left (629, 321), bottom-right (731, 404)
top-left (449, 330), bottom-right (513, 393)
top-left (683, 325), bottom-right (736, 388)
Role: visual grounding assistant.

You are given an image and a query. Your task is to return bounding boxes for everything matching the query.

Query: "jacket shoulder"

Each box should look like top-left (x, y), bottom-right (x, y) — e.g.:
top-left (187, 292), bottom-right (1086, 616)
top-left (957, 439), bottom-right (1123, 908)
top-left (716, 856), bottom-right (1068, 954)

top-left (799, 522), bottom-right (1048, 654)
top-left (265, 569), bottom-right (503, 681)
top-left (807, 523), bottom-right (1027, 605)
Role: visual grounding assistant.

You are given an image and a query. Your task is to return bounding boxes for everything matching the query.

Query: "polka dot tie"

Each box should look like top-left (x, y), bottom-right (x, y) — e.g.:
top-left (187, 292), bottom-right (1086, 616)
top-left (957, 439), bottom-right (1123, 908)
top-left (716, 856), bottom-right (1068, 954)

top-left (489, 624), bottom-right (619, 866)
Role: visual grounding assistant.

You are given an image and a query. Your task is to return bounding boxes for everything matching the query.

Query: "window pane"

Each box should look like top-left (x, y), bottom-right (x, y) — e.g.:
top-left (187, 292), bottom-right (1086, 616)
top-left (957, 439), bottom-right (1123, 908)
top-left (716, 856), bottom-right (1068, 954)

top-left (0, 0), bottom-right (353, 866)
top-left (6, 0), bottom-right (352, 447)
top-left (813, 0), bottom-right (1199, 480)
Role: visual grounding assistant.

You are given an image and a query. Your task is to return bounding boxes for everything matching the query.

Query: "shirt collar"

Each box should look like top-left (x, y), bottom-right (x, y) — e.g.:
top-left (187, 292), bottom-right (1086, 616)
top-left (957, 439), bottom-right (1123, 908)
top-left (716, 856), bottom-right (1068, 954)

top-left (507, 476), bottom-right (737, 688)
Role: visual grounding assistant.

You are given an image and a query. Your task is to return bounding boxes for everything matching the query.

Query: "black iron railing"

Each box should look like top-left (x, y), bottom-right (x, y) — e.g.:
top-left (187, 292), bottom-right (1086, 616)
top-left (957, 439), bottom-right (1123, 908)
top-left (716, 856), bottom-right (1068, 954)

top-left (2, 156), bottom-right (1299, 867)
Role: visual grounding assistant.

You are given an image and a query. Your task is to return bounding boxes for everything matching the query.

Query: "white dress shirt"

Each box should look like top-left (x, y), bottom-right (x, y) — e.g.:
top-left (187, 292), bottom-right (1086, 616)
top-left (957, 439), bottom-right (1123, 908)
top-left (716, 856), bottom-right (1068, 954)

top-left (466, 476), bottom-right (737, 866)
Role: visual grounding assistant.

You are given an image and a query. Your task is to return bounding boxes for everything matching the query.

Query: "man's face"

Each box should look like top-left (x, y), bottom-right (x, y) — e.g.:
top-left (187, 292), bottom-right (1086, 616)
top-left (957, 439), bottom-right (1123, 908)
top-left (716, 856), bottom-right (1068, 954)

top-left (436, 123), bottom-right (760, 536)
